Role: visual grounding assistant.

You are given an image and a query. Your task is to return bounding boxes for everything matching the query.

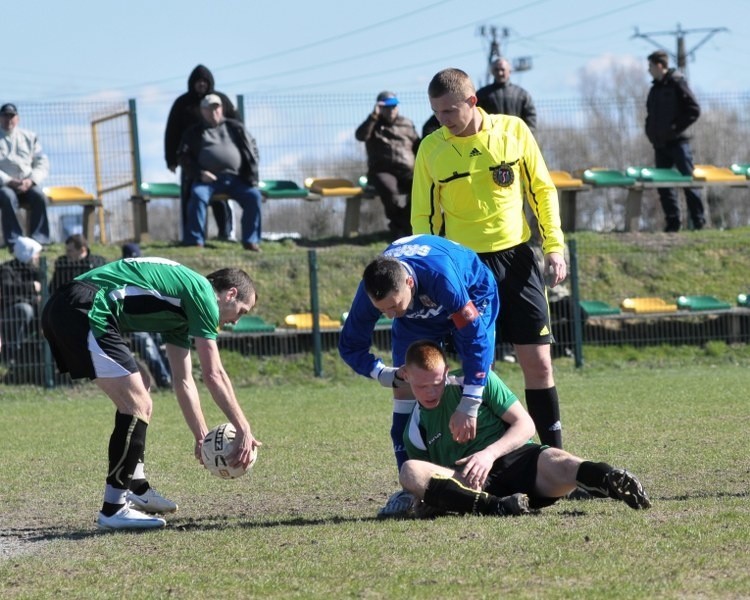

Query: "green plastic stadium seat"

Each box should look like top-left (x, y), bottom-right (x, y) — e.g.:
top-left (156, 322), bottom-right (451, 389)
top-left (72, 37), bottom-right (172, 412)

top-left (579, 300), bottom-right (621, 317)
top-left (621, 297), bottom-right (678, 314)
top-left (675, 295), bottom-right (732, 311)
top-left (738, 293), bottom-right (749, 307)
top-left (357, 175), bottom-right (378, 197)
top-left (625, 167), bottom-right (693, 183)
top-left (729, 163), bottom-right (750, 178)
top-left (259, 179), bottom-right (310, 200)
top-left (581, 169), bottom-right (637, 187)
top-left (139, 182), bottom-right (181, 198)
top-left (225, 315), bottom-right (276, 333)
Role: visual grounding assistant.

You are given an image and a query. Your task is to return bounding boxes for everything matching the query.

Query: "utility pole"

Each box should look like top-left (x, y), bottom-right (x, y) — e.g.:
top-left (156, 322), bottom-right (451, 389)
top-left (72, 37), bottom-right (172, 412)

top-left (477, 25), bottom-right (532, 85)
top-left (632, 23), bottom-right (728, 77)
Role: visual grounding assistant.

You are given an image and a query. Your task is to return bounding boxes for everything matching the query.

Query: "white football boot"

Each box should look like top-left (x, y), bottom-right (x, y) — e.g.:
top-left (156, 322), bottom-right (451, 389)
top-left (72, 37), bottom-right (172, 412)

top-left (96, 504), bottom-right (166, 530)
top-left (126, 487), bottom-right (178, 514)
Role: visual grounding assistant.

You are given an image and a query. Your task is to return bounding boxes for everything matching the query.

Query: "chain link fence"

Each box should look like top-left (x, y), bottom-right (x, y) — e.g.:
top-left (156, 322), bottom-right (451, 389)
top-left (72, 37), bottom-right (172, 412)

top-left (2, 235), bottom-right (747, 387)
top-left (6, 92), bottom-right (749, 246)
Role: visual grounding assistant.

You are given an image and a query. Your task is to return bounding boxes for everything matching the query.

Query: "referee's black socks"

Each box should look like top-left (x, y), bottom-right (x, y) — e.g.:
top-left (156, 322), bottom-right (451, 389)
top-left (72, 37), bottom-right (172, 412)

top-left (525, 387), bottom-right (563, 448)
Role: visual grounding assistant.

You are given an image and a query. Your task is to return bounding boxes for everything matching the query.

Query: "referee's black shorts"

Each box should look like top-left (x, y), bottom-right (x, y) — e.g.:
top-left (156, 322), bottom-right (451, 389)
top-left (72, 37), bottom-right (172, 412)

top-left (478, 243), bottom-right (552, 344)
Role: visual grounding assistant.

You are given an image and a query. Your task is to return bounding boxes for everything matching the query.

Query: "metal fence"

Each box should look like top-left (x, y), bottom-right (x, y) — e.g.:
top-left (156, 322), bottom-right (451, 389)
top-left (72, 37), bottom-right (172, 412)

top-left (6, 91), bottom-right (750, 246)
top-left (2, 235), bottom-right (747, 387)
top-left (5, 100), bottom-right (136, 244)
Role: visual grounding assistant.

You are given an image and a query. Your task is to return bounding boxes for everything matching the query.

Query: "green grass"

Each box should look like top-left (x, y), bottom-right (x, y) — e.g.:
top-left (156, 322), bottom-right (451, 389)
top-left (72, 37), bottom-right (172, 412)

top-left (1, 363), bottom-right (748, 599)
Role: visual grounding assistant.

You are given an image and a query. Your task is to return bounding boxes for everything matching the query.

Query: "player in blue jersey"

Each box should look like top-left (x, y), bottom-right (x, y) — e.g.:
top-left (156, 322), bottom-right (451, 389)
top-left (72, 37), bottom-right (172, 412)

top-left (339, 234), bottom-right (499, 517)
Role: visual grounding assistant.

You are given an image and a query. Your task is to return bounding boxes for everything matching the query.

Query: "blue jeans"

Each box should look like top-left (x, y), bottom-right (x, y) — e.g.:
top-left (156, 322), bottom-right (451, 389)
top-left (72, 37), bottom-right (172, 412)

top-left (0, 185), bottom-right (50, 246)
top-left (654, 141), bottom-right (705, 229)
top-left (184, 174), bottom-right (261, 246)
top-left (130, 332), bottom-right (171, 389)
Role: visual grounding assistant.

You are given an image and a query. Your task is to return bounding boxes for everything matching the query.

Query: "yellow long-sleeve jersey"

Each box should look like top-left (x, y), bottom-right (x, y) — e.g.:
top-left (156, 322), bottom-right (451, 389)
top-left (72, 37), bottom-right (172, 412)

top-left (411, 108), bottom-right (564, 255)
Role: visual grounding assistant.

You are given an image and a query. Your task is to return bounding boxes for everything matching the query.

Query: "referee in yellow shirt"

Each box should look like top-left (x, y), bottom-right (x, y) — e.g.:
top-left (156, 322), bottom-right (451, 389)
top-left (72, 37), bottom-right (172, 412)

top-left (411, 67), bottom-right (566, 451)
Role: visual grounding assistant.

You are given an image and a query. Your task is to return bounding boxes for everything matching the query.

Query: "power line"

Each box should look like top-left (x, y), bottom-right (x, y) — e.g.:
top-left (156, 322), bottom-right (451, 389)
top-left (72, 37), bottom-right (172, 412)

top-left (29, 0), bottom-right (661, 101)
top-left (632, 23), bottom-right (729, 78)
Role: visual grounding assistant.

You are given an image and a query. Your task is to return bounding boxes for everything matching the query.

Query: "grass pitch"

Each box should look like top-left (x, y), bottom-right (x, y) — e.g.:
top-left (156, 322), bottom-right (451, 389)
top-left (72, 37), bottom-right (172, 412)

top-left (1, 362), bottom-right (749, 599)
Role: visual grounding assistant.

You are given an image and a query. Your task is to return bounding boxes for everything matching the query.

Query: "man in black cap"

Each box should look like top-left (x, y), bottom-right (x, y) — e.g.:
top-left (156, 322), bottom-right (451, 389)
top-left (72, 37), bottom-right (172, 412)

top-left (355, 91), bottom-right (420, 239)
top-left (0, 103), bottom-right (51, 249)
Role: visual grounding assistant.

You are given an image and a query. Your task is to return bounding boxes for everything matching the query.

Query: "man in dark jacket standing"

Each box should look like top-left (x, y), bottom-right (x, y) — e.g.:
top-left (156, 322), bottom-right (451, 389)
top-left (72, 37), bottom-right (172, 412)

top-left (178, 95), bottom-right (262, 251)
top-left (164, 65), bottom-right (237, 241)
top-left (356, 91), bottom-right (420, 239)
top-left (645, 50), bottom-right (704, 232)
top-left (476, 58), bottom-right (537, 132)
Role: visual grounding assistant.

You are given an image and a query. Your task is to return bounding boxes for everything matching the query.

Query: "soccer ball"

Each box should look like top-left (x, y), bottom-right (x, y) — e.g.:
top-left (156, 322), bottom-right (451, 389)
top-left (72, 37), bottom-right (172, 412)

top-left (201, 423), bottom-right (257, 479)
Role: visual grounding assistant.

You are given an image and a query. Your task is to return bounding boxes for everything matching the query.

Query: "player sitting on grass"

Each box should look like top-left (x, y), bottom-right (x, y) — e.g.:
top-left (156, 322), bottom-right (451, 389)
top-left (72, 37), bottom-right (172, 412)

top-left (399, 340), bottom-right (652, 517)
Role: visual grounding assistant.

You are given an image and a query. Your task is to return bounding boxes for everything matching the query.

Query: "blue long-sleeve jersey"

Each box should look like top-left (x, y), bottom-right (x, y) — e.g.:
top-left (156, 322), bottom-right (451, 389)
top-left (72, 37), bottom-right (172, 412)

top-left (338, 235), bottom-right (499, 395)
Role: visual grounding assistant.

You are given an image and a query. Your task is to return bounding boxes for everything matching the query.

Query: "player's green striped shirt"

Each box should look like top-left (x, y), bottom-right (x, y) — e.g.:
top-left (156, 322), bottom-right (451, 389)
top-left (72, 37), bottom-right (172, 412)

top-left (75, 257), bottom-right (219, 348)
top-left (404, 370), bottom-right (530, 467)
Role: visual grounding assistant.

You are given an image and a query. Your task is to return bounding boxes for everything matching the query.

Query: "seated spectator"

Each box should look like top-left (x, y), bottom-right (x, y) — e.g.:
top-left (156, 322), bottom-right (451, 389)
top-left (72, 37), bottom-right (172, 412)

top-left (0, 236), bottom-right (43, 369)
top-left (121, 243), bottom-right (172, 389)
top-left (178, 94), bottom-right (262, 251)
top-left (0, 103), bottom-right (51, 248)
top-left (49, 233), bottom-right (107, 293)
top-left (164, 64), bottom-right (238, 241)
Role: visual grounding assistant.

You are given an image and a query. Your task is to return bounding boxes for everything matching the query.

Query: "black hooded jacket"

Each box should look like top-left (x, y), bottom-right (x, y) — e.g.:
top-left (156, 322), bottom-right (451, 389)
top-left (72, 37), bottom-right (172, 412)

top-left (163, 65), bottom-right (238, 169)
top-left (645, 68), bottom-right (700, 148)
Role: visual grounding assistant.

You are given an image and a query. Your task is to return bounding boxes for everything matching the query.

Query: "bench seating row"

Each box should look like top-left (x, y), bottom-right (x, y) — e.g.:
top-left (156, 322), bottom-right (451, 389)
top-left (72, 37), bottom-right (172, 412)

top-left (551, 164), bottom-right (750, 232)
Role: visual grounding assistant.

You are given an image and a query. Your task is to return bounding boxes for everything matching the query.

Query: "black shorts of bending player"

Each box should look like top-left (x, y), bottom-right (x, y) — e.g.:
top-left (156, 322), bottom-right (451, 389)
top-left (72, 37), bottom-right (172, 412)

top-left (483, 443), bottom-right (559, 510)
top-left (478, 243), bottom-right (553, 345)
top-left (42, 281), bottom-right (139, 380)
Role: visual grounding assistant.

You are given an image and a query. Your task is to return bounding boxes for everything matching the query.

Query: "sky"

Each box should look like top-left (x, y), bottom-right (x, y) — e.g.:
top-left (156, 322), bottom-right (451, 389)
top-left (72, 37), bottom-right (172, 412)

top-left (5, 0), bottom-right (748, 181)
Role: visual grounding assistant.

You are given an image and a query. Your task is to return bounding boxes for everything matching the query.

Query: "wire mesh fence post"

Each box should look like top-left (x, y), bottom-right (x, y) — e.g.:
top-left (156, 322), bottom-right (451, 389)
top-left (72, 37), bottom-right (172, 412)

top-left (568, 238), bottom-right (584, 368)
top-left (308, 249), bottom-right (323, 377)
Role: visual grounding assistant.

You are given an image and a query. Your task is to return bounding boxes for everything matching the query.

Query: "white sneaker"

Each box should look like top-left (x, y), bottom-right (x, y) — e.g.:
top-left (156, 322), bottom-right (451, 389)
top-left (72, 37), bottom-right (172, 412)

top-left (377, 489), bottom-right (415, 519)
top-left (96, 504), bottom-right (166, 530)
top-left (126, 487), bottom-right (178, 514)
